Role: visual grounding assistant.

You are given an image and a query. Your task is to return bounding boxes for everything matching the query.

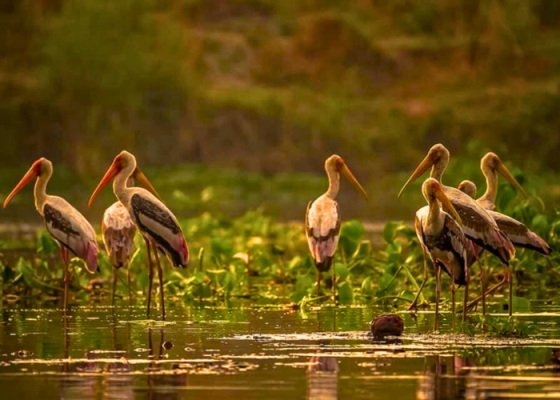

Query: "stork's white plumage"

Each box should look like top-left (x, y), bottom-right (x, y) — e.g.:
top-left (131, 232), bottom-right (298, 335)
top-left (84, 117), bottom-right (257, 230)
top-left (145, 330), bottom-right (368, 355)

top-left (3, 158), bottom-right (98, 310)
top-left (89, 151), bottom-right (189, 320)
top-left (102, 202), bottom-right (136, 268)
top-left (305, 155), bottom-right (368, 300)
top-left (102, 201), bottom-right (137, 299)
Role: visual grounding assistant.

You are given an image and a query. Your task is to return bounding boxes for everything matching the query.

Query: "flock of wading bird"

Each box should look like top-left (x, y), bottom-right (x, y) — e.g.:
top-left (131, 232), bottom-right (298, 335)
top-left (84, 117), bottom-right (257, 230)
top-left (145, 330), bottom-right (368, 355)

top-left (0, 145), bottom-right (552, 328)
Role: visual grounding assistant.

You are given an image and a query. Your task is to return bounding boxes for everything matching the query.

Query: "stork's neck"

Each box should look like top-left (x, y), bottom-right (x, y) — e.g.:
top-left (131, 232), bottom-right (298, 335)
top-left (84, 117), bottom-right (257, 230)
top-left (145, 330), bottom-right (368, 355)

top-left (430, 158), bottom-right (448, 182)
top-left (34, 169), bottom-right (52, 215)
top-left (426, 196), bottom-right (444, 234)
top-left (113, 162), bottom-right (136, 206)
top-left (325, 166), bottom-right (340, 200)
top-left (479, 165), bottom-right (497, 205)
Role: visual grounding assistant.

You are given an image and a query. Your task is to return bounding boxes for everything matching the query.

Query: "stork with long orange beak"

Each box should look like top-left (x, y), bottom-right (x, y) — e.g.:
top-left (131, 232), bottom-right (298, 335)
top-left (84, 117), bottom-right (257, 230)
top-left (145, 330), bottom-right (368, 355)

top-left (458, 178), bottom-right (550, 315)
top-left (3, 158), bottom-right (98, 310)
top-left (475, 152), bottom-right (529, 211)
top-left (413, 178), bottom-right (469, 330)
top-left (89, 151), bottom-right (189, 320)
top-left (398, 144), bottom-right (515, 266)
top-left (305, 155), bottom-right (368, 301)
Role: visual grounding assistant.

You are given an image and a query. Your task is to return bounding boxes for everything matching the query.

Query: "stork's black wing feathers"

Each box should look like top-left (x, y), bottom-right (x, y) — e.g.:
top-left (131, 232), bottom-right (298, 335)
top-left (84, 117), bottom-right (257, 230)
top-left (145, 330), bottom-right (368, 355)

top-left (130, 194), bottom-right (184, 267)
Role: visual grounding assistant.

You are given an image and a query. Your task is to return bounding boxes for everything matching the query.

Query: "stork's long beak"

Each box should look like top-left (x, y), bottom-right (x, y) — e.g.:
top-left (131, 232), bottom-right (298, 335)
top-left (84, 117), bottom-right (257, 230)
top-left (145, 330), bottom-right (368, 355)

top-left (3, 162), bottom-right (40, 208)
top-left (88, 162), bottom-right (120, 208)
top-left (398, 154), bottom-right (433, 198)
top-left (434, 186), bottom-right (463, 226)
top-left (340, 163), bottom-right (369, 201)
top-left (496, 161), bottom-right (529, 199)
top-left (133, 168), bottom-right (161, 200)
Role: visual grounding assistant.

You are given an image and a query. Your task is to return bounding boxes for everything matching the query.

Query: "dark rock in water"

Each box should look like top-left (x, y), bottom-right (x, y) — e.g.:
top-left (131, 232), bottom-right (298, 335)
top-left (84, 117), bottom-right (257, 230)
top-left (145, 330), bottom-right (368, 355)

top-left (371, 314), bottom-right (404, 339)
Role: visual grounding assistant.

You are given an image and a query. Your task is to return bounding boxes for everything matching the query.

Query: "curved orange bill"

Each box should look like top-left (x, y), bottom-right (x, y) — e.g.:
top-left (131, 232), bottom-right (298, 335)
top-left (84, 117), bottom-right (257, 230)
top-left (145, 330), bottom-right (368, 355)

top-left (133, 168), bottom-right (161, 200)
top-left (398, 154), bottom-right (434, 198)
top-left (88, 163), bottom-right (120, 208)
top-left (340, 164), bottom-right (369, 201)
top-left (496, 161), bottom-right (529, 199)
top-left (3, 161), bottom-right (40, 208)
top-left (434, 186), bottom-right (463, 226)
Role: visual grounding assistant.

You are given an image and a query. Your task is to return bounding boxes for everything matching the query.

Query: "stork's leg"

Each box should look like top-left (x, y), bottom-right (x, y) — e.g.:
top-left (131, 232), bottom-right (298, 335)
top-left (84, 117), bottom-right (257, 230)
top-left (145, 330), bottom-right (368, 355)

top-left (112, 268), bottom-right (117, 306)
top-left (467, 269), bottom-right (508, 312)
top-left (451, 280), bottom-right (456, 329)
top-left (508, 267), bottom-right (513, 317)
top-left (61, 247), bottom-right (70, 311)
top-left (434, 261), bottom-right (440, 332)
top-left (474, 248), bottom-right (486, 316)
top-left (144, 238), bottom-right (154, 319)
top-left (462, 273), bottom-right (469, 323)
top-left (332, 263), bottom-right (337, 306)
top-left (316, 268), bottom-right (321, 297)
top-left (153, 247), bottom-right (166, 321)
top-left (408, 248), bottom-right (429, 311)
top-left (127, 265), bottom-right (133, 304)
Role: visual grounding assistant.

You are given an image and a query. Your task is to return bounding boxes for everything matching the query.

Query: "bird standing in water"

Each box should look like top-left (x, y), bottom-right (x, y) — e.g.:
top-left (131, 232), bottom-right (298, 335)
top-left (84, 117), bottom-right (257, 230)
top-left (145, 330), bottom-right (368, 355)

top-left (305, 155), bottom-right (368, 301)
top-left (414, 178), bottom-right (468, 330)
top-left (399, 144), bottom-right (515, 265)
top-left (89, 151), bottom-right (189, 320)
top-left (3, 158), bottom-right (98, 310)
top-left (458, 179), bottom-right (550, 315)
top-left (398, 144), bottom-right (516, 313)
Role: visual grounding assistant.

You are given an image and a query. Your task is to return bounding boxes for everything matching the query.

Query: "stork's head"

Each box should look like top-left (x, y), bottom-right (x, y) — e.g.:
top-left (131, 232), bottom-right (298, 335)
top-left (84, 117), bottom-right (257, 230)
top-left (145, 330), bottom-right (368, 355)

top-left (457, 180), bottom-right (477, 199)
top-left (3, 158), bottom-right (53, 208)
top-left (422, 178), bottom-right (463, 225)
top-left (398, 143), bottom-right (450, 198)
top-left (88, 151), bottom-right (159, 208)
top-left (481, 152), bottom-right (528, 199)
top-left (325, 154), bottom-right (369, 201)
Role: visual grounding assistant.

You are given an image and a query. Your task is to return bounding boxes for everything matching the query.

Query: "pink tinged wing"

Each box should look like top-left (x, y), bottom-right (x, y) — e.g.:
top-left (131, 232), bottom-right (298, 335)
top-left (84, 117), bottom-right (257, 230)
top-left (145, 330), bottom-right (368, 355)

top-left (315, 235), bottom-right (339, 263)
top-left (443, 190), bottom-right (515, 265)
top-left (130, 192), bottom-right (189, 268)
top-left (43, 200), bottom-right (99, 273)
top-left (489, 210), bottom-right (552, 256)
top-left (82, 240), bottom-right (99, 273)
top-left (171, 231), bottom-right (190, 266)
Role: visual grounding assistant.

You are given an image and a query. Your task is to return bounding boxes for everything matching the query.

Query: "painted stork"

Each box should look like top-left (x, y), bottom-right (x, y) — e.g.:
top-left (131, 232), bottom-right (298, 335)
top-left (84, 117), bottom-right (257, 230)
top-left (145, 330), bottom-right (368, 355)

top-left (89, 151), bottom-right (189, 320)
top-left (102, 201), bottom-right (137, 300)
top-left (413, 178), bottom-right (469, 330)
top-left (305, 155), bottom-right (368, 300)
top-left (458, 179), bottom-right (551, 315)
top-left (398, 144), bottom-right (515, 266)
top-left (474, 152), bottom-right (529, 211)
top-left (3, 158), bottom-right (98, 309)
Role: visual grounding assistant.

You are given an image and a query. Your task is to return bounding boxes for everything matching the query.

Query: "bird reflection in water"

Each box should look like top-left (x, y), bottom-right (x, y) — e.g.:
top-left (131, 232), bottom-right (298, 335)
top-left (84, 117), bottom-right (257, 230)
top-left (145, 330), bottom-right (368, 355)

top-left (58, 312), bottom-right (101, 400)
top-left (102, 309), bottom-right (134, 399)
top-left (307, 355), bottom-right (339, 400)
top-left (417, 355), bottom-right (476, 400)
top-left (144, 327), bottom-right (187, 400)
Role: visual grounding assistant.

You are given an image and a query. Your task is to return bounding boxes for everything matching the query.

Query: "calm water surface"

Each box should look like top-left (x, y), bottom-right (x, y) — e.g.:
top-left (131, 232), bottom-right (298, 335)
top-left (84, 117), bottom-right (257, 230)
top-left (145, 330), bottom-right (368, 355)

top-left (2, 300), bottom-right (560, 399)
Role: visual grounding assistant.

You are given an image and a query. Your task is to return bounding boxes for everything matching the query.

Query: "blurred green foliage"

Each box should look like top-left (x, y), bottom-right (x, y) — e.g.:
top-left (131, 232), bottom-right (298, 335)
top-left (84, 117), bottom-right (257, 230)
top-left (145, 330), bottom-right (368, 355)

top-left (1, 0), bottom-right (560, 215)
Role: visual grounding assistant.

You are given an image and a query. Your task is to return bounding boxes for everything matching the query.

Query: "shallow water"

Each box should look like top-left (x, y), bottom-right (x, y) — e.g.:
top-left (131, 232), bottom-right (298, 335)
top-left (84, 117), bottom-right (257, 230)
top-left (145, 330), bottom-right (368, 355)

top-left (2, 300), bottom-right (560, 399)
